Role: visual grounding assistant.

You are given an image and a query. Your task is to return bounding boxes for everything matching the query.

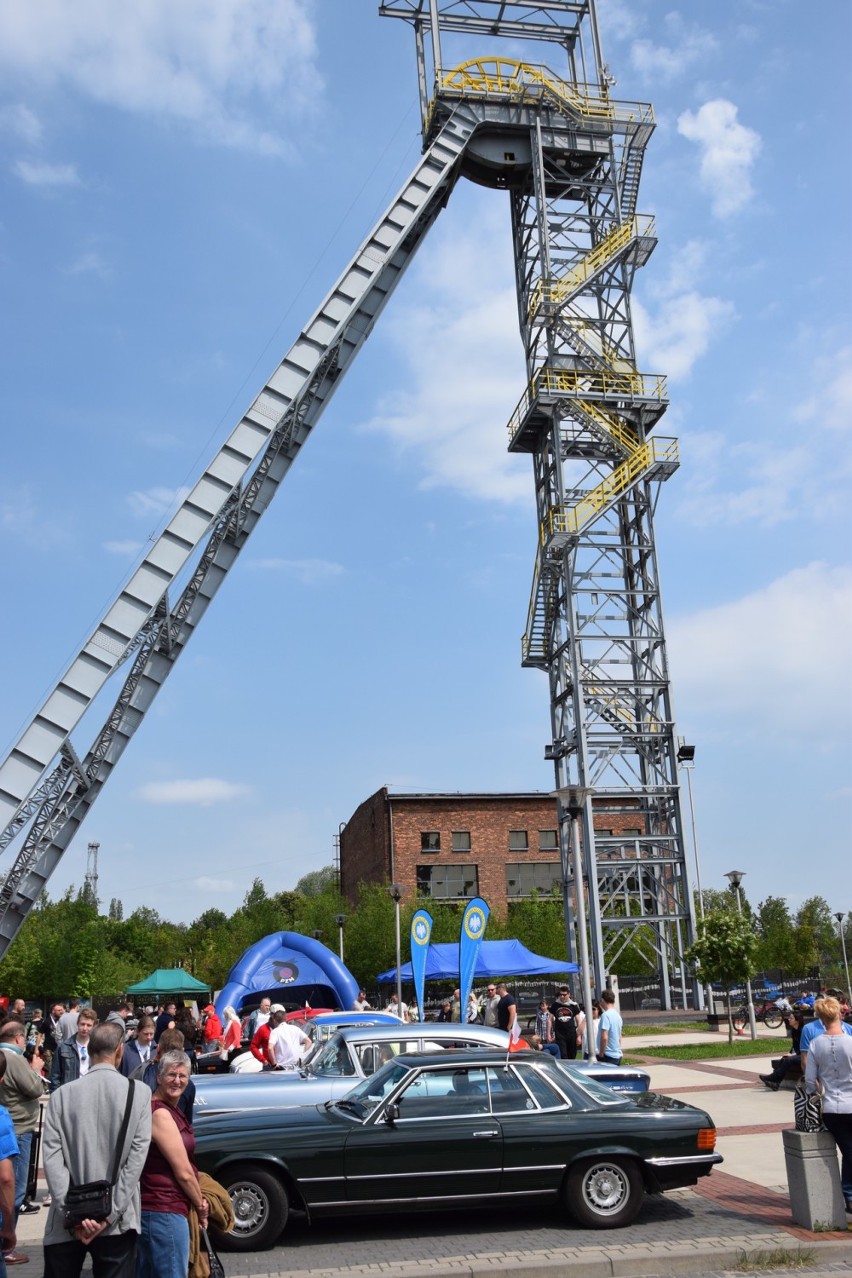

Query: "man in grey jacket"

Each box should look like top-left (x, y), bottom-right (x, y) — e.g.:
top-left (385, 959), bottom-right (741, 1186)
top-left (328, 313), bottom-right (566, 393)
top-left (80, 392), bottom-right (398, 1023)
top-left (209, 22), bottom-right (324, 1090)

top-left (43, 1022), bottom-right (151, 1277)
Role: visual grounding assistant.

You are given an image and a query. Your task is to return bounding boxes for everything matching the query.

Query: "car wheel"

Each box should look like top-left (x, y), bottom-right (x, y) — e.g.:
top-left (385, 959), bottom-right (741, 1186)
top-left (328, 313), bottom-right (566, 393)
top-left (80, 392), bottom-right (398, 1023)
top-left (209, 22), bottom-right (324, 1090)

top-left (215, 1164), bottom-right (289, 1251)
top-left (565, 1156), bottom-right (643, 1228)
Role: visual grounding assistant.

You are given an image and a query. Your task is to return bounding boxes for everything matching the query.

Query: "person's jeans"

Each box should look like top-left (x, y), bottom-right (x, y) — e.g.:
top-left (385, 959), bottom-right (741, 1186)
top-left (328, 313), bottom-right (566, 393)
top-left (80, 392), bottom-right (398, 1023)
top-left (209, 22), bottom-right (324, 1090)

top-left (43, 1230), bottom-right (138, 1277)
top-left (137, 1209), bottom-right (189, 1278)
top-left (13, 1131), bottom-right (32, 1220)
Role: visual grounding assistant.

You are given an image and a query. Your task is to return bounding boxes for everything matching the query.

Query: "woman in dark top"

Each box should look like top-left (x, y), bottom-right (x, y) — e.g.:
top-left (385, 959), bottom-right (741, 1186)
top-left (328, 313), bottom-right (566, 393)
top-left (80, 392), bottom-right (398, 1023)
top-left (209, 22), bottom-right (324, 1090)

top-left (137, 1050), bottom-right (208, 1278)
top-left (759, 1011), bottom-right (804, 1090)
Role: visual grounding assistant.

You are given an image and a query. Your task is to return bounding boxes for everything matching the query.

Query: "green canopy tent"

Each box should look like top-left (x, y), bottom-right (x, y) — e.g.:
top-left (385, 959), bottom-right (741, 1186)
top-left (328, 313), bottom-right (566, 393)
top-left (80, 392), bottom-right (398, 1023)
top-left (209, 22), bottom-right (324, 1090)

top-left (125, 968), bottom-right (210, 999)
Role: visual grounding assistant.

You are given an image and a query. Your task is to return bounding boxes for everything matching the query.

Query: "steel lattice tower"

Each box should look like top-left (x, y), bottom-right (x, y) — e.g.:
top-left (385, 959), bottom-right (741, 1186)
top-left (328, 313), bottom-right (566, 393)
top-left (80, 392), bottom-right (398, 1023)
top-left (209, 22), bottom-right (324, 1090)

top-left (382, 0), bottom-right (699, 1008)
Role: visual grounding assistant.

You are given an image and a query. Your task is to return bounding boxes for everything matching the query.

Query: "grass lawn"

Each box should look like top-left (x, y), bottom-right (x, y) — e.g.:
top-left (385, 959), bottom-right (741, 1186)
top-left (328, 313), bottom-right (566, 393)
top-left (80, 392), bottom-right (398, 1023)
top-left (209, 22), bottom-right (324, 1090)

top-left (623, 1021), bottom-right (707, 1036)
top-left (624, 1039), bottom-right (785, 1062)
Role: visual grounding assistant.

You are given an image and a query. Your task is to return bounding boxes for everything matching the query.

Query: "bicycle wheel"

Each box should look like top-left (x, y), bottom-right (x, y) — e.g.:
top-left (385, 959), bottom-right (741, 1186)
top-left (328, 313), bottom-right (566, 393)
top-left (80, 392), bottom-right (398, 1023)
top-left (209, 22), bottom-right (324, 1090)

top-left (763, 1009), bottom-right (784, 1030)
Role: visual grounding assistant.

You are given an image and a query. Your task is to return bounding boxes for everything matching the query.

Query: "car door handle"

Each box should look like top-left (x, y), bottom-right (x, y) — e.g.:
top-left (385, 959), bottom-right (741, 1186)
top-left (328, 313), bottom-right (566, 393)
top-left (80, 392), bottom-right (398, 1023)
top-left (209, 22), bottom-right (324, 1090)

top-left (473, 1130), bottom-right (499, 1138)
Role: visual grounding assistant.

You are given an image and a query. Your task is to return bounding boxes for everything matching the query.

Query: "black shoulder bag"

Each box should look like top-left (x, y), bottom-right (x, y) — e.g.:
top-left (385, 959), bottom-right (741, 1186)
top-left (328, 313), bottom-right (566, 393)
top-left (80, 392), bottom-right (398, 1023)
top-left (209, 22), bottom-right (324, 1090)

top-left (63, 1079), bottom-right (137, 1229)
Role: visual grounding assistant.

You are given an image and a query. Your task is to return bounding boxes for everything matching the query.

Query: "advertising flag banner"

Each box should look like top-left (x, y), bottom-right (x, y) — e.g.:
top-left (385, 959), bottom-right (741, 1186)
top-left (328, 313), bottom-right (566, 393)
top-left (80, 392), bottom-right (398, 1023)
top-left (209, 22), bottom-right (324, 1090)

top-left (410, 909), bottom-right (433, 1020)
top-left (458, 897), bottom-right (490, 1024)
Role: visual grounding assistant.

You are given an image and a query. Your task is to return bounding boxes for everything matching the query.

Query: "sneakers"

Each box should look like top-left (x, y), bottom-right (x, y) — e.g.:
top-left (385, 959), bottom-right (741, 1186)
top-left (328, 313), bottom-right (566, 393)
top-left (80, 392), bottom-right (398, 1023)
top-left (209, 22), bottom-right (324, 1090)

top-left (17, 1200), bottom-right (40, 1214)
top-left (759, 1074), bottom-right (780, 1091)
top-left (3, 1250), bottom-right (30, 1264)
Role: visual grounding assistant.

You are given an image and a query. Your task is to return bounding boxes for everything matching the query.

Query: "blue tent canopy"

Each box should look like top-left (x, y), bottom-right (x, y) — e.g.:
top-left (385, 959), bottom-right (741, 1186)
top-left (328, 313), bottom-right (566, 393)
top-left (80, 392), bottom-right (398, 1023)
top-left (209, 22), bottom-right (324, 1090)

top-left (376, 939), bottom-right (578, 983)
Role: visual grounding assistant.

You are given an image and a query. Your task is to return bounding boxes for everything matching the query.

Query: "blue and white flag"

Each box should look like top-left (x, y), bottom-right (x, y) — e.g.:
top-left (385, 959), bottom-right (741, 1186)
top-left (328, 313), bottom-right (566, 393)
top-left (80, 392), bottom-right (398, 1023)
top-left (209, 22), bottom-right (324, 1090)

top-left (458, 897), bottom-right (490, 1023)
top-left (409, 909), bottom-right (433, 1021)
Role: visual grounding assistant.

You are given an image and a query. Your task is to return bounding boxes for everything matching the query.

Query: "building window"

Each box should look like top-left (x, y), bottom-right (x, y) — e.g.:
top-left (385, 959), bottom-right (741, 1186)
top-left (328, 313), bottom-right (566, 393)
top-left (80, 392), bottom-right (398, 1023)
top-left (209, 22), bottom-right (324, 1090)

top-left (621, 828), bottom-right (642, 838)
top-left (538, 829), bottom-right (558, 850)
top-left (508, 830), bottom-right (528, 851)
top-left (506, 863), bottom-right (561, 898)
top-left (417, 864), bottom-right (479, 900)
top-left (595, 828), bottom-right (614, 838)
top-left (451, 831), bottom-right (471, 852)
top-left (420, 831), bottom-right (441, 852)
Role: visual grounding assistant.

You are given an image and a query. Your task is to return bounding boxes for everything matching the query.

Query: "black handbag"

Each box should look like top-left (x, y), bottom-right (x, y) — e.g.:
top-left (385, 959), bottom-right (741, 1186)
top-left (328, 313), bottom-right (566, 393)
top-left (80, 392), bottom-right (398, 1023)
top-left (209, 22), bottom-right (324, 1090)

top-left (201, 1227), bottom-right (226, 1278)
top-left (63, 1080), bottom-right (136, 1229)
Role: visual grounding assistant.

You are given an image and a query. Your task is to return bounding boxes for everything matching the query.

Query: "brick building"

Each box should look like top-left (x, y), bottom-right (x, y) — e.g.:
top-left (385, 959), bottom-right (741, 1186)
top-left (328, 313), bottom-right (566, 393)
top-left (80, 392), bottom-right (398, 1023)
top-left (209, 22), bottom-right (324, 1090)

top-left (339, 788), bottom-right (645, 916)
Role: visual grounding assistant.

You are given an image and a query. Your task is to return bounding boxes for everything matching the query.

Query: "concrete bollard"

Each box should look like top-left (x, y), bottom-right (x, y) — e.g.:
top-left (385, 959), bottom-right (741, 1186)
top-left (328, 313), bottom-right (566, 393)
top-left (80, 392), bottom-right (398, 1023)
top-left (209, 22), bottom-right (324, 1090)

top-left (782, 1129), bottom-right (847, 1231)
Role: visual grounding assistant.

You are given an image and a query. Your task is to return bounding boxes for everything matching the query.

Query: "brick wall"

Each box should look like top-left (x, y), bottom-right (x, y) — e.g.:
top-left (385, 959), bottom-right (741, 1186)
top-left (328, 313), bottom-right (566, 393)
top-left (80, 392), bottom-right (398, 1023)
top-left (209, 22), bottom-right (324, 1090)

top-left (339, 790), bottom-right (647, 916)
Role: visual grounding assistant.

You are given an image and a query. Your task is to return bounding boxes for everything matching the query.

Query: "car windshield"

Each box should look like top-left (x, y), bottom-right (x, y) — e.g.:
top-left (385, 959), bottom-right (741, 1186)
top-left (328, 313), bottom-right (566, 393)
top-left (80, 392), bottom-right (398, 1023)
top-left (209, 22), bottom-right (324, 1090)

top-left (308, 1035), bottom-right (357, 1077)
top-left (334, 1060), bottom-right (411, 1118)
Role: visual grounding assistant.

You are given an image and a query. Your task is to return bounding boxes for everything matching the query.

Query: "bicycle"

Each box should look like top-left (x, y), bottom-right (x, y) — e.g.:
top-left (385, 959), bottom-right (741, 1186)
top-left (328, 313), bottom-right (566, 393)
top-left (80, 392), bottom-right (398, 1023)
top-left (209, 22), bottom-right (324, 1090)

top-left (732, 999), bottom-right (785, 1033)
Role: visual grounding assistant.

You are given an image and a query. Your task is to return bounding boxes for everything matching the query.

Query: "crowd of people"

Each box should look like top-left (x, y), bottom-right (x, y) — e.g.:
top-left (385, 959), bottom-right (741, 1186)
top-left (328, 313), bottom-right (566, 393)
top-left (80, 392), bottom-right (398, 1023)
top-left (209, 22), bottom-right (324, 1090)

top-left (0, 995), bottom-right (234, 1276)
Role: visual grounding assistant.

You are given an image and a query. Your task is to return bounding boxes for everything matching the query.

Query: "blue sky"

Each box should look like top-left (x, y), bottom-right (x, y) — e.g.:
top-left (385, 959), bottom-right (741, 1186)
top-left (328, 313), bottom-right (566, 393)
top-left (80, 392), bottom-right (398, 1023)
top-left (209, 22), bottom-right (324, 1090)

top-left (0, 0), bottom-right (849, 926)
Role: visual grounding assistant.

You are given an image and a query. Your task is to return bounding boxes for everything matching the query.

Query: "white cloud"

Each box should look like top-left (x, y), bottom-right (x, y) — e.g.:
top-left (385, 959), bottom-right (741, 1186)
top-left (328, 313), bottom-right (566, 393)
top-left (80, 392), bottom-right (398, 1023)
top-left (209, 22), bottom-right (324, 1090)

top-left (631, 23), bottom-right (717, 82)
top-left (194, 876), bottom-right (237, 893)
top-left (65, 250), bottom-right (111, 279)
top-left (793, 344), bottom-right (852, 432)
top-left (249, 558), bottom-right (344, 585)
top-left (13, 158), bottom-right (80, 187)
top-left (103, 539), bottom-right (144, 557)
top-left (633, 240), bottom-right (735, 379)
top-left (677, 99), bottom-right (761, 218)
top-left (0, 103), bottom-right (42, 143)
top-left (137, 778), bottom-right (250, 806)
top-left (0, 0), bottom-right (320, 155)
top-left (362, 204), bottom-right (530, 505)
top-left (669, 562), bottom-right (852, 739)
top-left (127, 485), bottom-right (190, 519)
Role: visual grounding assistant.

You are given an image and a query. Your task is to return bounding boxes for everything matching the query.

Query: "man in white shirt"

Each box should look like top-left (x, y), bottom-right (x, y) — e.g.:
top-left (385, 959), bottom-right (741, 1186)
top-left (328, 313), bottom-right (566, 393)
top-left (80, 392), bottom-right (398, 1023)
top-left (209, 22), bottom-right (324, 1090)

top-left (246, 998), bottom-right (271, 1040)
top-left (268, 1020), bottom-right (312, 1069)
top-left (352, 992), bottom-right (372, 1012)
top-left (385, 994), bottom-right (409, 1021)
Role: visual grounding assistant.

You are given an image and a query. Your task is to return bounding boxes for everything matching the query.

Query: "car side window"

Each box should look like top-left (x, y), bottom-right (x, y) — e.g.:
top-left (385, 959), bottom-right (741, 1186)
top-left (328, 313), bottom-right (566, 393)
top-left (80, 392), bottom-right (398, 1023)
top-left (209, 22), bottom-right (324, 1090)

top-left (395, 1068), bottom-right (489, 1119)
top-left (509, 1063), bottom-right (569, 1110)
top-left (356, 1041), bottom-right (402, 1076)
top-left (484, 1065), bottom-right (540, 1112)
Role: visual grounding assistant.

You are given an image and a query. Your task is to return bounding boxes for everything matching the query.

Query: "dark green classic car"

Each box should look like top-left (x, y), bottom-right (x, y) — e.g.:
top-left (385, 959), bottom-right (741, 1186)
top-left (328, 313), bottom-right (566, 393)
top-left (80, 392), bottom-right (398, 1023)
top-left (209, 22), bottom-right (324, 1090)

top-left (194, 1049), bottom-right (722, 1250)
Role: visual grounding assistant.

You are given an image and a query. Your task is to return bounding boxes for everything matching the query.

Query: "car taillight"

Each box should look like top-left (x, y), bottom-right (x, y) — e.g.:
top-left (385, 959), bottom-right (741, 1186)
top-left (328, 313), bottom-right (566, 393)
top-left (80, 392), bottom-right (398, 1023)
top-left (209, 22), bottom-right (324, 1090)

top-left (697, 1128), bottom-right (716, 1151)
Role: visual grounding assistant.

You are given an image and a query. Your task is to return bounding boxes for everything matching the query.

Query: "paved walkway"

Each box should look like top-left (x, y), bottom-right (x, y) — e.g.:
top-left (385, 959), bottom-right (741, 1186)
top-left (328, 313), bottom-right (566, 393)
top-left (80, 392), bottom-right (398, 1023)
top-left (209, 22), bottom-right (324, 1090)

top-left (14, 1029), bottom-right (852, 1276)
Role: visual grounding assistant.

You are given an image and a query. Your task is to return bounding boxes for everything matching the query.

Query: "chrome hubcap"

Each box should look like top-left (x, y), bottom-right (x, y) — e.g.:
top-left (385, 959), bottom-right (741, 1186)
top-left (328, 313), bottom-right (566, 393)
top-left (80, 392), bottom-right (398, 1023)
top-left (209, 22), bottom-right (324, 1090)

top-left (230, 1183), bottom-right (267, 1234)
top-left (585, 1164), bottom-right (627, 1212)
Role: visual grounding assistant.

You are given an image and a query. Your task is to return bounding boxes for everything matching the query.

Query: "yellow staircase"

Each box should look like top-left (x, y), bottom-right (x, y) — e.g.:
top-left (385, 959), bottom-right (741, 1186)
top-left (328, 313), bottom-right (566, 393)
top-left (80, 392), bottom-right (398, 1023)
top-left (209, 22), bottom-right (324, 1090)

top-left (542, 437), bottom-right (679, 546)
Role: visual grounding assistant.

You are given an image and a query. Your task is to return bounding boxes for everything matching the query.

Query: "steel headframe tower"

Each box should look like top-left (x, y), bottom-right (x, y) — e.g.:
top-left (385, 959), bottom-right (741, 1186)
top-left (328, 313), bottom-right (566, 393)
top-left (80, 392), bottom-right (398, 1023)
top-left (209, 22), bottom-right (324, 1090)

top-left (382, 0), bottom-right (700, 1009)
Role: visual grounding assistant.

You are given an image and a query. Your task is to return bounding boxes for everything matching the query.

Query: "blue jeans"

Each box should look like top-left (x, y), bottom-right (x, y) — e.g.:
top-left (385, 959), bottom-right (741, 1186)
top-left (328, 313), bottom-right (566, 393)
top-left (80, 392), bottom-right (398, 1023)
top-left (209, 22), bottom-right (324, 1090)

top-left (13, 1131), bottom-right (32, 1220)
top-left (137, 1210), bottom-right (189, 1278)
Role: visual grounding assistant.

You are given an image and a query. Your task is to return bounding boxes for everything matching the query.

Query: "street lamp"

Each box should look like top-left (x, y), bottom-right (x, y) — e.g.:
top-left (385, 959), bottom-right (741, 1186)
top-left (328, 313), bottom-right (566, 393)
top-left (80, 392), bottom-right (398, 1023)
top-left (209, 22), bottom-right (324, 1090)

top-left (387, 884), bottom-right (404, 1015)
top-left (676, 740), bottom-right (709, 1014)
top-left (555, 786), bottom-right (597, 1063)
top-left (334, 913), bottom-right (346, 962)
top-left (725, 870), bottom-right (757, 1040)
top-left (834, 912), bottom-right (851, 999)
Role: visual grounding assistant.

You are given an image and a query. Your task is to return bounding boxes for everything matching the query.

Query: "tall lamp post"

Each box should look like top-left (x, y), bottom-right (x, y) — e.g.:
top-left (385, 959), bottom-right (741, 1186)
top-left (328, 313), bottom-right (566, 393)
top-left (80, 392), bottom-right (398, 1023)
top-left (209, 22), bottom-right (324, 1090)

top-left (387, 884), bottom-right (403, 1015)
top-left (556, 786), bottom-right (598, 1063)
top-left (725, 870), bottom-right (757, 1040)
top-left (835, 912), bottom-right (851, 999)
top-left (677, 741), bottom-right (709, 1014)
top-left (334, 913), bottom-right (346, 962)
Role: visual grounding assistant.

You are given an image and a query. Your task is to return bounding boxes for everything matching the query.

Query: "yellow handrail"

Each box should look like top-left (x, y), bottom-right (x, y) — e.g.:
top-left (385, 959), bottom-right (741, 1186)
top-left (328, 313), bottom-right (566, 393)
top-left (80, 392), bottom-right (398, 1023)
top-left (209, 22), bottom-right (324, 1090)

top-left (542, 437), bottom-right (678, 541)
top-left (505, 365), bottom-right (665, 447)
top-left (529, 214), bottom-right (656, 315)
top-left (439, 58), bottom-right (653, 128)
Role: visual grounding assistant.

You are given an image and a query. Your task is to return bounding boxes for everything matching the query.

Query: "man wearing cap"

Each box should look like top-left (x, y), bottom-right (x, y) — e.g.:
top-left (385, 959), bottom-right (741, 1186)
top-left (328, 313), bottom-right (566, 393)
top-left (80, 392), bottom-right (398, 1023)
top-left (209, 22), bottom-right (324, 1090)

top-left (268, 1016), bottom-right (312, 1071)
top-left (200, 1005), bottom-right (223, 1053)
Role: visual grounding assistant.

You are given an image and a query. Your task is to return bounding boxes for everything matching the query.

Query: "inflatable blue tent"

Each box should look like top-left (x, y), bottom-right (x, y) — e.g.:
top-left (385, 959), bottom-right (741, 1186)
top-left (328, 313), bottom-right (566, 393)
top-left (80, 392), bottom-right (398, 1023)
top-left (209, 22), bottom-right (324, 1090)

top-left (215, 932), bottom-right (359, 1019)
top-left (376, 939), bottom-right (578, 983)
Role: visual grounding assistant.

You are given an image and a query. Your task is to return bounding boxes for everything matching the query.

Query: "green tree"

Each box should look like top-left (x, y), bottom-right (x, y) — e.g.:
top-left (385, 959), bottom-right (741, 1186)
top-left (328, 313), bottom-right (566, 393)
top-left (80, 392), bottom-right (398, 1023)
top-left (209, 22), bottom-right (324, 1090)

top-left (294, 866), bottom-right (338, 897)
top-left (790, 896), bottom-right (836, 976)
top-left (686, 908), bottom-right (759, 1043)
top-left (755, 896), bottom-right (793, 971)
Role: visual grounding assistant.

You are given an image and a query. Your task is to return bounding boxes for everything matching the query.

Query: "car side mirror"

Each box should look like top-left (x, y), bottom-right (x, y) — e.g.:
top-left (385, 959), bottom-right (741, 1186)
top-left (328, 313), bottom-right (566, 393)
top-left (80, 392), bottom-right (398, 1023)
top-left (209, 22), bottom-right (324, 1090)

top-left (385, 1101), bottom-right (400, 1124)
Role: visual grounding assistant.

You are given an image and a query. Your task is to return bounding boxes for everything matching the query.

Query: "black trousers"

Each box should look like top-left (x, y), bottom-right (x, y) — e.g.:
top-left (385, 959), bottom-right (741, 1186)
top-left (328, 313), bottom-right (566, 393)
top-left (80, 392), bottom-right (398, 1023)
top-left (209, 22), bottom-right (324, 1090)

top-left (822, 1111), bottom-right (852, 1201)
top-left (44, 1229), bottom-right (138, 1278)
top-left (554, 1032), bottom-right (578, 1060)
